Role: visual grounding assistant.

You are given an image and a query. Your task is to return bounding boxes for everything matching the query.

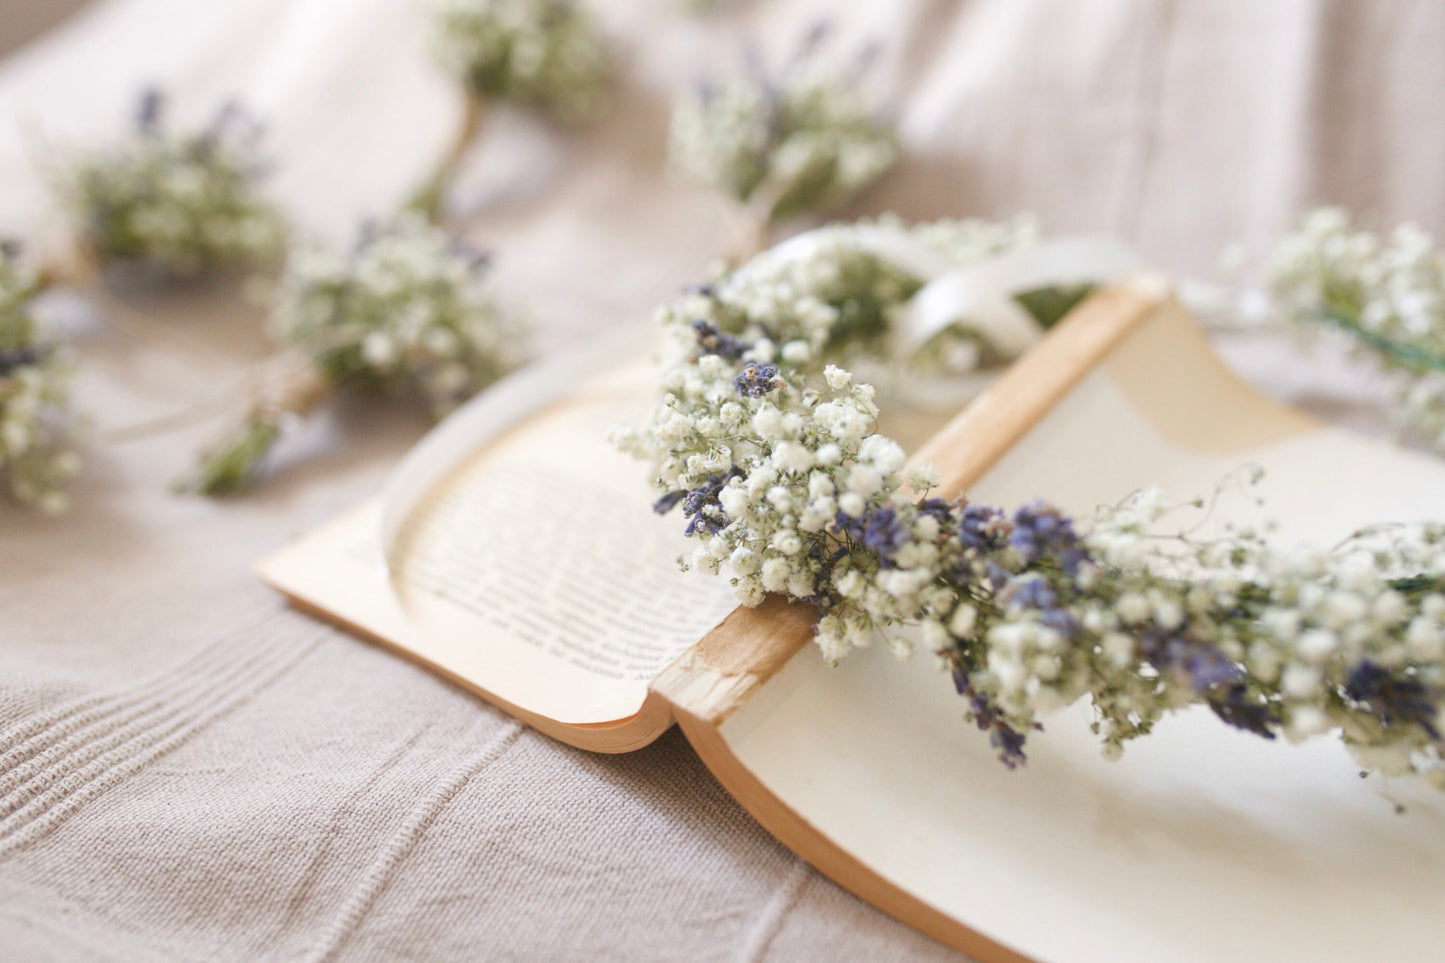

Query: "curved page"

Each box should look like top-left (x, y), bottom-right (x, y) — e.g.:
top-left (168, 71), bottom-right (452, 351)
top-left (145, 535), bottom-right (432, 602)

top-left (259, 356), bottom-right (738, 734)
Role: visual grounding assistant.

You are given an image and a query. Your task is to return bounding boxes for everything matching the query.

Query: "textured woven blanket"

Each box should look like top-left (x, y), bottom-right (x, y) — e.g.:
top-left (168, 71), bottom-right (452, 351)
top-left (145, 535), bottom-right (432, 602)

top-left (1, 1), bottom-right (1442, 959)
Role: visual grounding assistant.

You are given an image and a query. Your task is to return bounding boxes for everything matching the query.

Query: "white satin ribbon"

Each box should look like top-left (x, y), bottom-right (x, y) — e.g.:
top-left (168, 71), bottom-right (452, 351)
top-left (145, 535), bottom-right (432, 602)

top-left (378, 232), bottom-right (1144, 570)
top-left (896, 235), bottom-right (1142, 358)
top-left (762, 223), bottom-right (960, 281)
top-left (757, 227), bottom-right (1141, 357)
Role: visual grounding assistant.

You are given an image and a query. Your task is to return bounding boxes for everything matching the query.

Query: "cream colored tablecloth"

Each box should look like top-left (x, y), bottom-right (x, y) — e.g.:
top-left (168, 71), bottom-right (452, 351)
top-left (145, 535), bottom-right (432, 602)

top-left (1, 1), bottom-right (1442, 960)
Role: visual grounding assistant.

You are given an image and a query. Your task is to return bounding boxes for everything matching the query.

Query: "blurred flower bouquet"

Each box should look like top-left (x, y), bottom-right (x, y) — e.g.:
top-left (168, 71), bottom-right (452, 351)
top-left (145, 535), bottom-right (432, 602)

top-left (419, 0), bottom-right (610, 220)
top-left (1262, 208), bottom-right (1445, 451)
top-left (61, 90), bottom-right (286, 279)
top-left (670, 31), bottom-right (896, 253)
top-left (189, 214), bottom-right (527, 493)
top-left (0, 244), bottom-right (79, 513)
top-left (433, 0), bottom-right (609, 122)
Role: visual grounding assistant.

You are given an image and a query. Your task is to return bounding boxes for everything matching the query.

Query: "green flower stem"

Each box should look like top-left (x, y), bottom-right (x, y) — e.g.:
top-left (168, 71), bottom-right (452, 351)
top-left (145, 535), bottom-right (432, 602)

top-left (184, 354), bottom-right (331, 495)
top-left (185, 415), bottom-right (282, 495)
top-left (1322, 307), bottom-right (1445, 373)
top-left (727, 157), bottom-right (838, 262)
top-left (409, 91), bottom-right (488, 226)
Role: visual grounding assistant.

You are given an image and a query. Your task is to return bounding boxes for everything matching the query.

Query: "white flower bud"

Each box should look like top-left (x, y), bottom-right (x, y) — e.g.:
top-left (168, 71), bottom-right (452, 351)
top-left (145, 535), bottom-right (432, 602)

top-left (1284, 705), bottom-right (1330, 742)
top-left (1281, 663), bottom-right (1323, 700)
top-left (1115, 593), bottom-right (1149, 624)
top-left (735, 576), bottom-right (766, 607)
top-left (718, 485), bottom-right (750, 519)
top-left (987, 654), bottom-right (1026, 694)
top-left (858, 435), bottom-right (905, 473)
top-left (766, 486), bottom-right (792, 512)
top-left (1406, 617), bottom-right (1445, 660)
top-left (729, 547), bottom-right (760, 575)
top-left (887, 636), bottom-right (914, 659)
top-left (906, 464), bottom-right (940, 492)
top-left (760, 557), bottom-right (792, 592)
top-left (1261, 608), bottom-right (1301, 641)
top-left (787, 572), bottom-right (815, 598)
top-left (772, 441), bottom-right (814, 473)
top-left (1151, 597), bottom-right (1184, 632)
top-left (1318, 591), bottom-right (1368, 629)
top-left (751, 405), bottom-right (784, 440)
top-left (1102, 631), bottom-right (1134, 668)
top-left (1296, 629), bottom-right (1338, 664)
top-left (771, 531), bottom-right (802, 556)
top-left (361, 332), bottom-right (397, 367)
top-left (921, 620), bottom-right (950, 651)
top-left (846, 465), bottom-right (883, 496)
top-left (835, 570), bottom-right (866, 599)
top-left (781, 340), bottom-right (811, 364)
top-left (949, 605), bottom-right (978, 638)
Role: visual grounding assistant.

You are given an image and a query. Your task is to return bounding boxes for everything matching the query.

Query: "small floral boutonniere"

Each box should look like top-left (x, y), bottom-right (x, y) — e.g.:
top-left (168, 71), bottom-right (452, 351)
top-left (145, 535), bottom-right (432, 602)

top-left (419, 0), bottom-right (610, 220)
top-left (60, 89), bottom-right (286, 280)
top-left (188, 214), bottom-right (527, 493)
top-left (433, 0), bottom-right (609, 122)
top-left (1258, 207), bottom-right (1445, 451)
top-left (670, 29), bottom-right (896, 253)
top-left (0, 244), bottom-right (80, 513)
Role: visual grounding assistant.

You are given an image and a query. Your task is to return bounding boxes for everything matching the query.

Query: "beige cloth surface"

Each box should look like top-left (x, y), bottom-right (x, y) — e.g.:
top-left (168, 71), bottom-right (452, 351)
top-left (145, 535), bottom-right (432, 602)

top-left (1, 1), bottom-right (1443, 960)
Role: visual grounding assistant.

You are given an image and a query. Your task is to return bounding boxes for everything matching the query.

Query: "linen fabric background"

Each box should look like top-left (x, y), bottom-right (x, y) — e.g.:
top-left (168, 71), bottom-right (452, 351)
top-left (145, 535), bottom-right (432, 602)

top-left (0, 1), bottom-right (1442, 960)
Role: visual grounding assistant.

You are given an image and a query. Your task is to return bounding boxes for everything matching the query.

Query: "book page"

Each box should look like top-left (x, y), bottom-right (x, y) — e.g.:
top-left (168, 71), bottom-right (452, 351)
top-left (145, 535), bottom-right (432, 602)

top-left (259, 360), bottom-right (739, 728)
top-left (716, 302), bottom-right (1445, 962)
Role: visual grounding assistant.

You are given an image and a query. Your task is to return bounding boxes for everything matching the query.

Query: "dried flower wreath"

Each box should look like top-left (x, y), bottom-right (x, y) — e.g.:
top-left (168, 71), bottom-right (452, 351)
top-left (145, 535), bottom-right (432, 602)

top-left (619, 219), bottom-right (1445, 788)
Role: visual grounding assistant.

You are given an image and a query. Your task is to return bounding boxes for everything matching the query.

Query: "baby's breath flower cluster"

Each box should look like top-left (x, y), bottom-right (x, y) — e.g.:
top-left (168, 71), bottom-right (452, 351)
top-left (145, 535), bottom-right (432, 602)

top-left (1264, 207), bottom-right (1445, 450)
top-left (190, 215), bottom-right (526, 493)
top-left (0, 245), bottom-right (80, 513)
top-left (670, 49), bottom-right (896, 229)
top-left (947, 492), bottom-right (1445, 785)
top-left (272, 215), bottom-right (526, 408)
top-left (622, 221), bottom-right (1445, 788)
top-left (432, 0), bottom-right (609, 122)
top-left (64, 90), bottom-right (286, 278)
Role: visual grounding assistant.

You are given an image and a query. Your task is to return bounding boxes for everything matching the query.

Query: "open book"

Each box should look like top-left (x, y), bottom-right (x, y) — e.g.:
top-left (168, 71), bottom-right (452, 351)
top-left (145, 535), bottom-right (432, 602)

top-left (260, 278), bottom-right (1445, 963)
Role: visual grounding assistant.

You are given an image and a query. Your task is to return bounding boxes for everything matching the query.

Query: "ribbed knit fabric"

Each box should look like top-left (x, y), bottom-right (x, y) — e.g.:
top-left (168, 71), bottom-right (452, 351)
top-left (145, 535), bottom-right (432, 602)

top-left (1, 0), bottom-right (1442, 959)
